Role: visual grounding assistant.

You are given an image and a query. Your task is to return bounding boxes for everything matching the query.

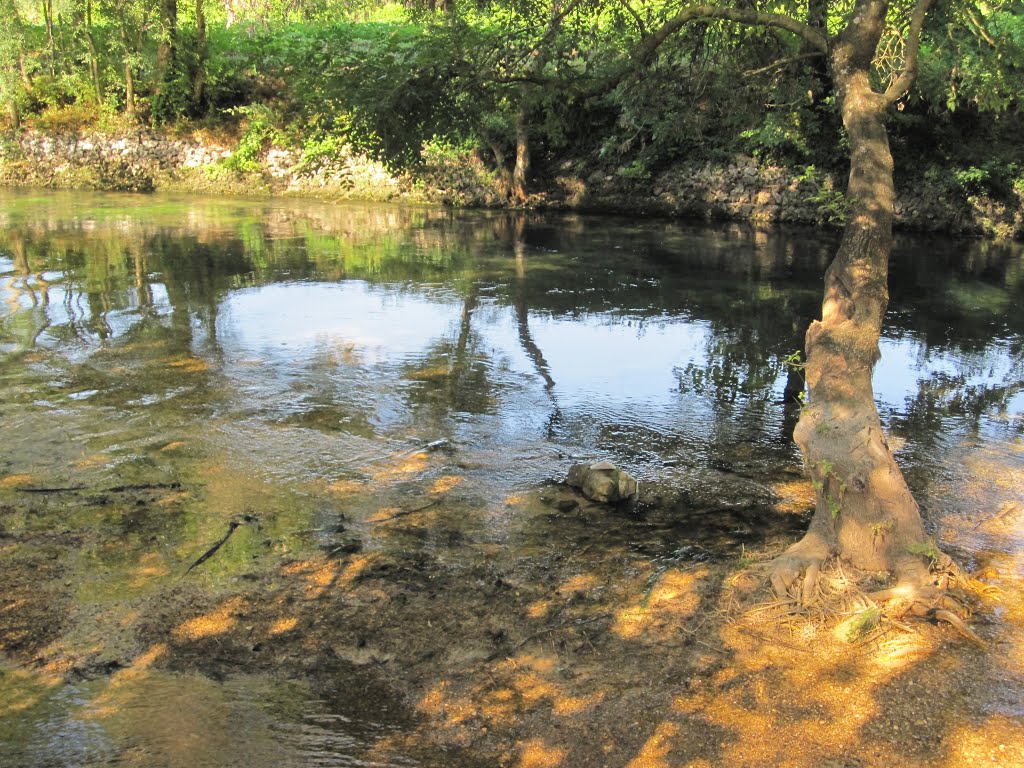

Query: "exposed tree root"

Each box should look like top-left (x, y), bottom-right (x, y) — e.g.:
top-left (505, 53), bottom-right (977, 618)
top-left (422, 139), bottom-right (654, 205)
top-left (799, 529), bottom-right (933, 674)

top-left (750, 550), bottom-right (990, 649)
top-left (764, 531), bottom-right (831, 606)
top-left (870, 557), bottom-right (988, 648)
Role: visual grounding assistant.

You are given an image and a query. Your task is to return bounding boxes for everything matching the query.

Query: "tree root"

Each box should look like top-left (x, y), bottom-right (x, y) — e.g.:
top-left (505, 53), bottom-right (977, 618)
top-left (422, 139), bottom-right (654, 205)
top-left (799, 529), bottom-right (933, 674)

top-left (764, 532), bottom-right (831, 606)
top-left (763, 540), bottom-right (987, 647)
top-left (870, 581), bottom-right (986, 648)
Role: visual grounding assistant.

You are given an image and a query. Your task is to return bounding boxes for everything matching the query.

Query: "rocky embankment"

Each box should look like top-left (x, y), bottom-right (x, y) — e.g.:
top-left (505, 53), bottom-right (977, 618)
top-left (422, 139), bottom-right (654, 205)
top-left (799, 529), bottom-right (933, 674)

top-left (2, 128), bottom-right (1020, 238)
top-left (571, 157), bottom-right (1023, 238)
top-left (0, 129), bottom-right (401, 199)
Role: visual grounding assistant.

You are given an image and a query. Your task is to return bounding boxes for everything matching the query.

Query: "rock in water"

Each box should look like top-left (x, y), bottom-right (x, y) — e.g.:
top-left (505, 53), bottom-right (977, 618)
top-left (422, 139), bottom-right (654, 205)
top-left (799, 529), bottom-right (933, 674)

top-left (566, 461), bottom-right (639, 504)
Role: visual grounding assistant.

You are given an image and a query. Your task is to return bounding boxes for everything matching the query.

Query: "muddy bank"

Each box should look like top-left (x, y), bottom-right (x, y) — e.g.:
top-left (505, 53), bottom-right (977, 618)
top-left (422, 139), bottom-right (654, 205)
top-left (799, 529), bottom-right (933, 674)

top-left (2, 128), bottom-right (1021, 238)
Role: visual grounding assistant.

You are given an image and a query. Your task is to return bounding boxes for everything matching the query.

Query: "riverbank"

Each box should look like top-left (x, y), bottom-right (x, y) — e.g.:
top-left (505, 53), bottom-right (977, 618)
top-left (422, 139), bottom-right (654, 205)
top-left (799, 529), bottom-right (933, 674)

top-left (2, 127), bottom-right (1021, 239)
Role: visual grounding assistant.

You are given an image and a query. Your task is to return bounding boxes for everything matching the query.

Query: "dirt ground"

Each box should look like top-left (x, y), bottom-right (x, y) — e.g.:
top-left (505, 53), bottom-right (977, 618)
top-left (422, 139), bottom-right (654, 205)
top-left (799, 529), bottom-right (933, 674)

top-left (2, 461), bottom-right (1023, 768)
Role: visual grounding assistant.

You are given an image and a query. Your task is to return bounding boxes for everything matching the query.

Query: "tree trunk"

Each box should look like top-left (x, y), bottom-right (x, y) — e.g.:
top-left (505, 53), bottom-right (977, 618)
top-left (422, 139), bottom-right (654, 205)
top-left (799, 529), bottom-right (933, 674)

top-left (123, 50), bottom-right (136, 117)
top-left (769, 1), bottom-right (934, 601)
top-left (192, 0), bottom-right (207, 108)
top-left (85, 0), bottom-right (104, 103)
top-left (42, 0), bottom-right (56, 76)
top-left (155, 0), bottom-right (178, 95)
top-left (17, 45), bottom-right (33, 91)
top-left (510, 106), bottom-right (530, 205)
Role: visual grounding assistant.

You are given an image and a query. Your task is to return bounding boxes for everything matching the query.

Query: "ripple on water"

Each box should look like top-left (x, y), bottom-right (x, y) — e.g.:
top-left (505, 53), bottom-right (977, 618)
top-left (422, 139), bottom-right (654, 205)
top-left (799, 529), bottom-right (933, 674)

top-left (0, 670), bottom-right (419, 768)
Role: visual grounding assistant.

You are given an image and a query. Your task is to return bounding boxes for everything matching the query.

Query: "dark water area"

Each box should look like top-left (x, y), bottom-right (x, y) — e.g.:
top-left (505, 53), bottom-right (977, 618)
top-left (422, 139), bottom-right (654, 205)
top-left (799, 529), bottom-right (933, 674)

top-left (1, 189), bottom-right (1022, 767)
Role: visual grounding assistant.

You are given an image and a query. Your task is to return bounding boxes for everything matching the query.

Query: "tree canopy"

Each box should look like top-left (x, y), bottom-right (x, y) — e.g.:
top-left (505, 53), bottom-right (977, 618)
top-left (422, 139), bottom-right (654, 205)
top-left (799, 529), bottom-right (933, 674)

top-left (0, 0), bottom-right (1019, 199)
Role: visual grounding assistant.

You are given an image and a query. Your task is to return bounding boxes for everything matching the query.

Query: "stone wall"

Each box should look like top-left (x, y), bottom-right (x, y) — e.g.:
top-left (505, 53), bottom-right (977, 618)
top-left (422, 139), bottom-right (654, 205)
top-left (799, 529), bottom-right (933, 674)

top-left (573, 155), bottom-right (1023, 239)
top-left (2, 129), bottom-right (1020, 239)
top-left (0, 129), bottom-right (402, 200)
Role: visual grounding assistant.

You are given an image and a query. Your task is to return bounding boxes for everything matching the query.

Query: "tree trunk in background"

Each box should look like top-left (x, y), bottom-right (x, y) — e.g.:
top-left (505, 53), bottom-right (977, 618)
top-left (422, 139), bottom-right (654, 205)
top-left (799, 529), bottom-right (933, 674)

top-left (510, 107), bottom-right (530, 205)
top-left (192, 0), bottom-right (207, 108)
top-left (156, 0), bottom-right (178, 94)
top-left (85, 0), bottom-right (104, 103)
top-left (42, 0), bottom-right (56, 76)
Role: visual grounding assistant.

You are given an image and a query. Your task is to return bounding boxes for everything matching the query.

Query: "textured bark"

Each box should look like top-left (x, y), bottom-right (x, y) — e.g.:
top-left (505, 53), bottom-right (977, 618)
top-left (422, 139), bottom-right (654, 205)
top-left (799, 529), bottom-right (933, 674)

top-left (85, 0), bottom-right (104, 102)
top-left (510, 108), bottom-right (530, 205)
top-left (769, 0), bottom-right (938, 600)
top-left (42, 0), bottom-right (56, 76)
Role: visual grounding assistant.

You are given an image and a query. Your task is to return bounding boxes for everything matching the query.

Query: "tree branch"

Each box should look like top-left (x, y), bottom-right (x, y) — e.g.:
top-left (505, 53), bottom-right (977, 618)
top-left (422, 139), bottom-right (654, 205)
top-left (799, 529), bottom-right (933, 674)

top-left (636, 5), bottom-right (828, 67)
top-left (882, 0), bottom-right (935, 105)
top-left (743, 51), bottom-right (825, 78)
top-left (619, 0), bottom-right (647, 37)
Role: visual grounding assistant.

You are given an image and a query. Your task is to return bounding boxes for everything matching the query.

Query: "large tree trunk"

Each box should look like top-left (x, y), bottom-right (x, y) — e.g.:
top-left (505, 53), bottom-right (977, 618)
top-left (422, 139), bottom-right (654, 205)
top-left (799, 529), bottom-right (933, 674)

top-left (768, 0), bottom-right (934, 601)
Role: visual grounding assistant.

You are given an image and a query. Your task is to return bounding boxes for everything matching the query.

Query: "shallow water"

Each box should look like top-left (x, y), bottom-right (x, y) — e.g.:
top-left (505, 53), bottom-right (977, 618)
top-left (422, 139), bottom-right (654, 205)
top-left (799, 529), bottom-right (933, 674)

top-left (1, 189), bottom-right (1022, 765)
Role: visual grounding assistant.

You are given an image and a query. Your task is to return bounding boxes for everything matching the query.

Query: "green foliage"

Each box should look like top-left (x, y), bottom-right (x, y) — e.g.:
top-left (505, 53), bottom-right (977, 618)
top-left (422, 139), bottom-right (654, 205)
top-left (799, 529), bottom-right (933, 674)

top-left (843, 606), bottom-right (881, 642)
top-left (916, 1), bottom-right (1024, 114)
top-left (0, 0), bottom-right (1017, 216)
top-left (797, 165), bottom-right (847, 224)
top-left (296, 133), bottom-right (348, 174)
top-left (741, 110), bottom-right (812, 162)
top-left (211, 105), bottom-right (280, 176)
top-left (906, 540), bottom-right (941, 566)
top-left (419, 135), bottom-right (501, 205)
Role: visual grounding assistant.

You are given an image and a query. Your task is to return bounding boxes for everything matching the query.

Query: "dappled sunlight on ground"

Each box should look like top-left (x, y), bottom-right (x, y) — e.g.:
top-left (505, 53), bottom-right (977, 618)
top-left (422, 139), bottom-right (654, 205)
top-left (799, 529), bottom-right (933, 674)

top-left (771, 478), bottom-right (815, 515)
top-left (0, 664), bottom-right (63, 718)
top-left (0, 473), bottom-right (34, 488)
top-left (516, 737), bottom-right (567, 768)
top-left (612, 568), bottom-right (706, 641)
top-left (429, 474), bottom-right (464, 494)
top-left (172, 597), bottom-right (246, 641)
top-left (369, 452), bottom-right (430, 482)
top-left (624, 721), bottom-right (680, 768)
top-left (326, 478), bottom-right (368, 495)
top-left (164, 355), bottom-right (210, 374)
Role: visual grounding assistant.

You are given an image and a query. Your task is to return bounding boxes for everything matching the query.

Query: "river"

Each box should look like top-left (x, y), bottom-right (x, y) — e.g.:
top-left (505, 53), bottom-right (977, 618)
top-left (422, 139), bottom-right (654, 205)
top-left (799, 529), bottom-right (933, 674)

top-left (1, 189), bottom-right (1022, 767)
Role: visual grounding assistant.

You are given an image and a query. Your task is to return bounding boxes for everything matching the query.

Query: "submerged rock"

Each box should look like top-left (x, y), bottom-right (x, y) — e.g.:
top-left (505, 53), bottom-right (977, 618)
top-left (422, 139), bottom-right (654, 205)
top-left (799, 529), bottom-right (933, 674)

top-left (565, 461), bottom-right (639, 504)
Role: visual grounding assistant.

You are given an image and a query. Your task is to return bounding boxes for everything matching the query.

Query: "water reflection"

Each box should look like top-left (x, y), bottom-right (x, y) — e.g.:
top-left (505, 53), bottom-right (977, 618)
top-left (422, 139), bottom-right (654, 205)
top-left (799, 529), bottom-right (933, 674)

top-left (0, 666), bottom-right (417, 768)
top-left (0, 190), bottom-right (1020, 480)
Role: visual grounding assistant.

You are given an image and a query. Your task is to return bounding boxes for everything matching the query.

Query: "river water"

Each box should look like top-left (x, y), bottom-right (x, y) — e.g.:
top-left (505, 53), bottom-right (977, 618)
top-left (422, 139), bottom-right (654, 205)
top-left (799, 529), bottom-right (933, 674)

top-left (0, 189), bottom-right (1021, 766)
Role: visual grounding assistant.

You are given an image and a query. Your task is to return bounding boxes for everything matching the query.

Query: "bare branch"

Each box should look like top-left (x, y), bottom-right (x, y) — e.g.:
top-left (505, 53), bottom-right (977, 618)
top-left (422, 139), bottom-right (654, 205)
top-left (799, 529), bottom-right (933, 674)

top-left (619, 0), bottom-right (647, 37)
top-left (743, 51), bottom-right (825, 78)
top-left (883, 0), bottom-right (935, 105)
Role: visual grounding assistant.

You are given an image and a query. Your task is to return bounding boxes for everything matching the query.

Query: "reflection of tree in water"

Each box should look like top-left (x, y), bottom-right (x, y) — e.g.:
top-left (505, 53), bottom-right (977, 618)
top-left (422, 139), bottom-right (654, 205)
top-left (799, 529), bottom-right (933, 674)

top-left (402, 283), bottom-right (500, 419)
top-left (881, 243), bottom-right (1024, 493)
top-left (1, 234), bottom-right (53, 355)
top-left (2, 196), bottom-right (1021, 473)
